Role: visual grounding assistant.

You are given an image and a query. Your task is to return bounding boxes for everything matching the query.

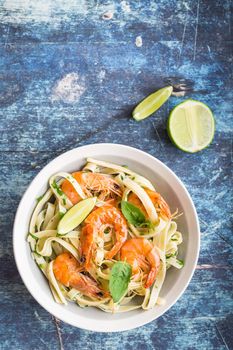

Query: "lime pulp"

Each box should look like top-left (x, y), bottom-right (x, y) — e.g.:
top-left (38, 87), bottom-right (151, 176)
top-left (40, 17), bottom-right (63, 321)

top-left (133, 86), bottom-right (173, 121)
top-left (167, 99), bottom-right (215, 153)
top-left (58, 197), bottom-right (97, 234)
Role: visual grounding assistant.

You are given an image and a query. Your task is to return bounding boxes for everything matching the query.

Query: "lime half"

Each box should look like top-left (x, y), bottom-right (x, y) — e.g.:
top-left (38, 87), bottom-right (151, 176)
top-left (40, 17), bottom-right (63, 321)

top-left (167, 100), bottom-right (215, 153)
top-left (133, 86), bottom-right (173, 121)
top-left (58, 197), bottom-right (96, 235)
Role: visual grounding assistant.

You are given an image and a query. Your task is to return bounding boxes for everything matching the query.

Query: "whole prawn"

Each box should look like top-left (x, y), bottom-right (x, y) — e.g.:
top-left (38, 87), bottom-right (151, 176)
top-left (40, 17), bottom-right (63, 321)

top-left (53, 252), bottom-right (107, 298)
top-left (62, 171), bottom-right (121, 204)
top-left (120, 237), bottom-right (160, 288)
top-left (128, 188), bottom-right (171, 221)
top-left (81, 204), bottom-right (128, 274)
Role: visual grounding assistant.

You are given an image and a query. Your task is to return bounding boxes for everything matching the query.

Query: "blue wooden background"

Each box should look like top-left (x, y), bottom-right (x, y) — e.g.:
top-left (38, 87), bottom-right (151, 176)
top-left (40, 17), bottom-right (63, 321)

top-left (0, 0), bottom-right (232, 349)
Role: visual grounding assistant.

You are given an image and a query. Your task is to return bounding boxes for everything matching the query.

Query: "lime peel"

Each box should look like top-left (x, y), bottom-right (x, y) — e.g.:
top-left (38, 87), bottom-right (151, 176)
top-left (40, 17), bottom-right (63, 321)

top-left (133, 86), bottom-right (173, 121)
top-left (57, 197), bottom-right (97, 234)
top-left (167, 99), bottom-right (215, 153)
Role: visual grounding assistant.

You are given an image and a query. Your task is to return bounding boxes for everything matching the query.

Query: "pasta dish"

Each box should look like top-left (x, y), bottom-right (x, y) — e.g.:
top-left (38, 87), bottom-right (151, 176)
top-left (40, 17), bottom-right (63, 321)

top-left (28, 158), bottom-right (183, 312)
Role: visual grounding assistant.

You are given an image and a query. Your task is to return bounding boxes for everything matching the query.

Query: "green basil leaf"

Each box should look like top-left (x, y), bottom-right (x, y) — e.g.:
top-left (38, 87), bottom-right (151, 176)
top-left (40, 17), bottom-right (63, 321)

top-left (109, 261), bottom-right (132, 303)
top-left (121, 200), bottom-right (146, 226)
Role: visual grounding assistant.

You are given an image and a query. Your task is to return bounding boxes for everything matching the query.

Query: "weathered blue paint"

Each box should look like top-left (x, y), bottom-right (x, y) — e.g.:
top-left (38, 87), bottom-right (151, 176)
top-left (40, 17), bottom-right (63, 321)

top-left (0, 0), bottom-right (232, 349)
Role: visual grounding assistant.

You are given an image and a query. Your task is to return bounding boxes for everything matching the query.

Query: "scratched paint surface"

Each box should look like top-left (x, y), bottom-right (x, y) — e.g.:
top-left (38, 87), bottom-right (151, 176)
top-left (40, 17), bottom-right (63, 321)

top-left (0, 0), bottom-right (232, 349)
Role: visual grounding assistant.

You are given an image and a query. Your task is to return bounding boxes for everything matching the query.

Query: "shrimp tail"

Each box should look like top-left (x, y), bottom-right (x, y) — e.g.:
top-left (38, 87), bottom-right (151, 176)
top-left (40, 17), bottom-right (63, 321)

top-left (105, 241), bottom-right (124, 260)
top-left (145, 267), bottom-right (158, 289)
top-left (158, 194), bottom-right (171, 220)
top-left (73, 273), bottom-right (109, 299)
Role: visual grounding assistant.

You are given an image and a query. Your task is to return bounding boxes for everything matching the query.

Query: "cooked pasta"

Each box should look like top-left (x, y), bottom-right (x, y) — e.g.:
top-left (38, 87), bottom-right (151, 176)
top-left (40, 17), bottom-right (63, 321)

top-left (28, 159), bottom-right (183, 312)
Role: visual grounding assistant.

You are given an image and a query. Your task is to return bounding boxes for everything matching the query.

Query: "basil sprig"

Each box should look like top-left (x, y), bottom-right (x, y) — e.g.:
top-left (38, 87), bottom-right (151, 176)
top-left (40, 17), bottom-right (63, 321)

top-left (109, 262), bottom-right (132, 303)
top-left (121, 200), bottom-right (152, 228)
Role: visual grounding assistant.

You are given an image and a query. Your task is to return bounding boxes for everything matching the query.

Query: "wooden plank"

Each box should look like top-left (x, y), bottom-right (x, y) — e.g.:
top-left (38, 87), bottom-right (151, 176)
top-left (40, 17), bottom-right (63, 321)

top-left (1, 261), bottom-right (232, 349)
top-left (0, 0), bottom-right (232, 348)
top-left (0, 39), bottom-right (231, 150)
top-left (0, 0), bottom-right (231, 44)
top-left (0, 262), bottom-right (59, 349)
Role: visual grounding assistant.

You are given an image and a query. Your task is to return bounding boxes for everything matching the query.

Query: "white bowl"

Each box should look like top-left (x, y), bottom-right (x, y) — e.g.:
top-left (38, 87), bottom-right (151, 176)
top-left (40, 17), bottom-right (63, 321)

top-left (13, 143), bottom-right (200, 332)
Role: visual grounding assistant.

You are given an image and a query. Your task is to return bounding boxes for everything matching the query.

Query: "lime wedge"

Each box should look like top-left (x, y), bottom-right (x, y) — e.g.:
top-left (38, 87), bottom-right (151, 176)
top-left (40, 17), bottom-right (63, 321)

top-left (57, 197), bottom-right (96, 235)
top-left (133, 86), bottom-right (173, 121)
top-left (167, 99), bottom-right (215, 153)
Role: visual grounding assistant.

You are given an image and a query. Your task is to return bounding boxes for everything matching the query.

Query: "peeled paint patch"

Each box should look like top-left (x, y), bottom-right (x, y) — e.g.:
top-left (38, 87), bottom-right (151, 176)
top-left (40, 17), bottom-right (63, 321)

top-left (51, 73), bottom-right (86, 103)
top-left (135, 36), bottom-right (143, 47)
top-left (98, 69), bottom-right (106, 83)
top-left (2, 0), bottom-right (52, 23)
top-left (1, 0), bottom-right (89, 25)
top-left (121, 1), bottom-right (131, 13)
top-left (102, 11), bottom-right (114, 20)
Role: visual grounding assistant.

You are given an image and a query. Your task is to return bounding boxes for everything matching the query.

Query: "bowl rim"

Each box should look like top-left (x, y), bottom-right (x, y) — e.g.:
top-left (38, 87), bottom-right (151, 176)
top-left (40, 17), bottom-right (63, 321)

top-left (13, 143), bottom-right (200, 332)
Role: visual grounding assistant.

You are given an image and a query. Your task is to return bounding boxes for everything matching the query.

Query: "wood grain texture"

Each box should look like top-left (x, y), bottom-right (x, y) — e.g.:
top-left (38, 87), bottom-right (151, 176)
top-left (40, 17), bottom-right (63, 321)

top-left (0, 0), bottom-right (232, 349)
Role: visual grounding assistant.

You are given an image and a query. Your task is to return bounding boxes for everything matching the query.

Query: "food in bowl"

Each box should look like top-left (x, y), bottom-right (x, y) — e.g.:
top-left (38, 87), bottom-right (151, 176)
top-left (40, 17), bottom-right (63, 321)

top-left (27, 158), bottom-right (184, 313)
